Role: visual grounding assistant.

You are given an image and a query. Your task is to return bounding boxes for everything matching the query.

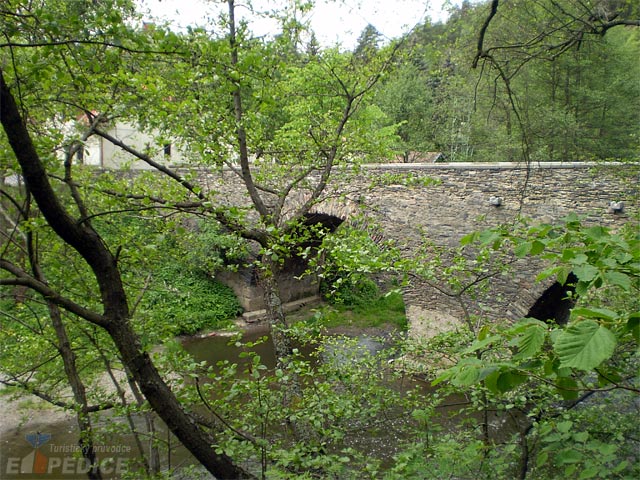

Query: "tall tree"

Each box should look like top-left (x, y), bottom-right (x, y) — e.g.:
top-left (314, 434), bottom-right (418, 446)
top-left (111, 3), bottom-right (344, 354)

top-left (354, 23), bottom-right (382, 62)
top-left (0, 1), bottom-right (253, 477)
top-left (110, 0), bottom-right (400, 359)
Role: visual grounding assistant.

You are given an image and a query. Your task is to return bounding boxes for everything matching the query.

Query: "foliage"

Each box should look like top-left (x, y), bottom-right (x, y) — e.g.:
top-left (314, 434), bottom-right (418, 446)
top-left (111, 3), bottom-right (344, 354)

top-left (313, 223), bottom-right (400, 291)
top-left (372, 0), bottom-right (640, 162)
top-left (180, 220), bottom-right (249, 274)
top-left (437, 214), bottom-right (639, 394)
top-left (384, 432), bottom-right (520, 480)
top-left (322, 275), bottom-right (379, 306)
top-left (529, 401), bottom-right (639, 480)
top-left (372, 63), bottom-right (437, 159)
top-left (142, 263), bottom-right (241, 337)
top-left (171, 328), bottom-right (419, 479)
top-left (425, 214), bottom-right (639, 478)
top-left (307, 290), bottom-right (407, 330)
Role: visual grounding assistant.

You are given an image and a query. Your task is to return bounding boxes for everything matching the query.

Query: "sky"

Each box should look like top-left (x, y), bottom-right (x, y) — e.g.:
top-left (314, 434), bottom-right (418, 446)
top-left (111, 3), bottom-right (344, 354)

top-left (136, 0), bottom-right (456, 49)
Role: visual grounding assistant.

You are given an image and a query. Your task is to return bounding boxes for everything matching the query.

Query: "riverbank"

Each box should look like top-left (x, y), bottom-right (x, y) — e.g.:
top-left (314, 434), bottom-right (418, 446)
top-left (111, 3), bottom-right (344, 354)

top-left (0, 383), bottom-right (74, 440)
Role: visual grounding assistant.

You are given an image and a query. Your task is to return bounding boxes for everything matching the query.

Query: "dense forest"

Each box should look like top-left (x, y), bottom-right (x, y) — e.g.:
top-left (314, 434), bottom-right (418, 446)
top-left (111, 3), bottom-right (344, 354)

top-left (0, 1), bottom-right (638, 479)
top-left (370, 1), bottom-right (640, 162)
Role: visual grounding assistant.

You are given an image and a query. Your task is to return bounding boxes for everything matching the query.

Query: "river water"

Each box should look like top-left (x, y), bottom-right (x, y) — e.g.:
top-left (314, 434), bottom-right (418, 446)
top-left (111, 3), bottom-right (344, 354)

top-left (0, 325), bottom-right (518, 479)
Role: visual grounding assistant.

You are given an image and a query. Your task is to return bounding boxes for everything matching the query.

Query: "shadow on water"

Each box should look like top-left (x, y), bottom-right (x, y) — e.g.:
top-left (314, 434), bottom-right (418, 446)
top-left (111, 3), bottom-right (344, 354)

top-left (181, 324), bottom-right (390, 370)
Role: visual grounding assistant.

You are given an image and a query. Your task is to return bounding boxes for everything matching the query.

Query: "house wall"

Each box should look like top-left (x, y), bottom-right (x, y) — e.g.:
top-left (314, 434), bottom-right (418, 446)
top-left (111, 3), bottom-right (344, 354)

top-left (81, 122), bottom-right (189, 168)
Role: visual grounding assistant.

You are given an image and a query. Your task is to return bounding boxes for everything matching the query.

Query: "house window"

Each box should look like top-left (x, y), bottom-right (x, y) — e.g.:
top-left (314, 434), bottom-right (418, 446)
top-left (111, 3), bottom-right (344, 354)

top-left (163, 143), bottom-right (172, 158)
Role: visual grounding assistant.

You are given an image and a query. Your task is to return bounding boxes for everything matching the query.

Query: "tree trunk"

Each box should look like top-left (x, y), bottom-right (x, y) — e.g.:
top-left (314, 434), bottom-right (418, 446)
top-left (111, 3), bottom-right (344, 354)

top-left (47, 302), bottom-right (103, 480)
top-left (25, 201), bottom-right (102, 479)
top-left (0, 69), bottom-right (254, 480)
top-left (258, 256), bottom-right (318, 445)
top-left (259, 256), bottom-right (293, 361)
top-left (126, 376), bottom-right (161, 475)
top-left (106, 320), bottom-right (253, 478)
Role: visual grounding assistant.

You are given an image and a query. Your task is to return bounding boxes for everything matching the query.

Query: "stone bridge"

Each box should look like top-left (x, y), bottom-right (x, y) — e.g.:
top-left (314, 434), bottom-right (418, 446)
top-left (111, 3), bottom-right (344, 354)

top-left (196, 162), bottom-right (639, 336)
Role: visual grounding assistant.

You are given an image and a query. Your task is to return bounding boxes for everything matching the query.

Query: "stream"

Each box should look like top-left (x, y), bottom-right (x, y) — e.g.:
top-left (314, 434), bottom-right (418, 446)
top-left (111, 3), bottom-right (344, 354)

top-left (0, 326), bottom-right (388, 479)
top-left (0, 325), bottom-right (518, 479)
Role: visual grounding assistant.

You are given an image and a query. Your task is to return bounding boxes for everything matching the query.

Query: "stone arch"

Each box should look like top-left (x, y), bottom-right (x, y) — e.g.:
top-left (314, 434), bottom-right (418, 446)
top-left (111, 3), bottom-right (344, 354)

top-left (287, 194), bottom-right (361, 226)
top-left (403, 261), bottom-right (576, 339)
top-left (218, 200), bottom-right (360, 319)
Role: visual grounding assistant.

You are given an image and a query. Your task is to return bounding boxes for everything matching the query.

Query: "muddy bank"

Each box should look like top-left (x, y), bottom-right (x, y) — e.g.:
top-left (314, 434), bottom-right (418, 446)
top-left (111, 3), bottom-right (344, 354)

top-left (0, 385), bottom-right (74, 439)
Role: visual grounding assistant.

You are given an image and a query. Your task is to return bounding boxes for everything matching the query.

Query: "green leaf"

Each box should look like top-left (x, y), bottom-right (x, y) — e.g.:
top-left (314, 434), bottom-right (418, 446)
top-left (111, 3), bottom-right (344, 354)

top-left (578, 467), bottom-right (599, 479)
top-left (556, 420), bottom-right (573, 433)
top-left (431, 369), bottom-right (453, 386)
top-left (554, 321), bottom-right (617, 371)
top-left (514, 242), bottom-right (531, 258)
top-left (478, 324), bottom-right (491, 341)
top-left (513, 323), bottom-right (546, 360)
top-left (536, 451), bottom-right (549, 468)
top-left (575, 280), bottom-right (591, 296)
top-left (462, 335), bottom-right (500, 354)
top-left (460, 232), bottom-right (477, 246)
top-left (555, 376), bottom-right (579, 400)
top-left (556, 267), bottom-right (571, 285)
top-left (558, 449), bottom-right (582, 464)
top-left (564, 465), bottom-right (578, 477)
top-left (584, 226), bottom-right (606, 240)
top-left (626, 313), bottom-right (640, 342)
top-left (604, 271), bottom-right (631, 290)
top-left (612, 461), bottom-right (629, 473)
top-left (571, 307), bottom-right (618, 322)
top-left (452, 367), bottom-right (479, 387)
top-left (496, 371), bottom-right (527, 392)
top-left (530, 240), bottom-right (546, 255)
top-left (573, 431), bottom-right (589, 443)
top-left (478, 229), bottom-right (501, 246)
top-left (573, 264), bottom-right (599, 282)
top-left (484, 370), bottom-right (501, 394)
top-left (451, 359), bottom-right (483, 387)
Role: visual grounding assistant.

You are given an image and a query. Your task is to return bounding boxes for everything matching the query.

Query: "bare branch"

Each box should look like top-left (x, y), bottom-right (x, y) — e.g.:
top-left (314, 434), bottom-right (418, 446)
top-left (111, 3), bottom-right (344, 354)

top-left (473, 0), bottom-right (500, 69)
top-left (0, 260), bottom-right (108, 327)
top-left (93, 127), bottom-right (208, 202)
top-left (0, 39), bottom-right (183, 56)
top-left (0, 377), bottom-right (115, 412)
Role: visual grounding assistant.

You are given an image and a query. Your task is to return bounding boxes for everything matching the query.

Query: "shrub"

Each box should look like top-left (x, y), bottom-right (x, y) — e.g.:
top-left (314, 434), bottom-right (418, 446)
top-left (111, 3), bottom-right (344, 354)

top-left (142, 263), bottom-right (242, 337)
top-left (322, 275), bottom-right (379, 307)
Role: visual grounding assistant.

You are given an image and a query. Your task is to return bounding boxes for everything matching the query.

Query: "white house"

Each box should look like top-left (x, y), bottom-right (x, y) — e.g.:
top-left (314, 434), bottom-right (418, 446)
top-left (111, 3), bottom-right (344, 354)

top-left (73, 121), bottom-right (189, 169)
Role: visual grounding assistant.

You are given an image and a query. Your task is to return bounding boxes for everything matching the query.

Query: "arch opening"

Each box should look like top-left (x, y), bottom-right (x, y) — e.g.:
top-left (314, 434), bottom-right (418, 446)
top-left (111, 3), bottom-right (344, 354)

top-left (526, 273), bottom-right (577, 325)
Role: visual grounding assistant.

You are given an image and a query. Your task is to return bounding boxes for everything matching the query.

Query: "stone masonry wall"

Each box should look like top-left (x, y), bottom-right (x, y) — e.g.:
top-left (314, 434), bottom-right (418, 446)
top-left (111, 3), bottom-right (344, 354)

top-left (359, 162), bottom-right (638, 337)
top-left (194, 162), bottom-right (639, 335)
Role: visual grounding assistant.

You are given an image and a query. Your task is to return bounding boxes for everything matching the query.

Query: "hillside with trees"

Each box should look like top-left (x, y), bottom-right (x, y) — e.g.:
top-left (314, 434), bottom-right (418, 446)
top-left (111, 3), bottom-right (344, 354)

top-left (370, 0), bottom-right (640, 162)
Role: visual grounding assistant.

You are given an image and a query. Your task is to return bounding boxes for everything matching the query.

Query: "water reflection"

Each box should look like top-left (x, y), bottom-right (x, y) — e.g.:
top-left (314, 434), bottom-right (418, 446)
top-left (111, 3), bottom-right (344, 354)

top-left (181, 325), bottom-right (389, 370)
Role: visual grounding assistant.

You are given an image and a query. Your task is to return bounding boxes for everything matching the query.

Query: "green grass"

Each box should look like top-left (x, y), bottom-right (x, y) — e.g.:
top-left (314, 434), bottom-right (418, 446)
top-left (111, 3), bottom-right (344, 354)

top-left (303, 290), bottom-right (407, 330)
